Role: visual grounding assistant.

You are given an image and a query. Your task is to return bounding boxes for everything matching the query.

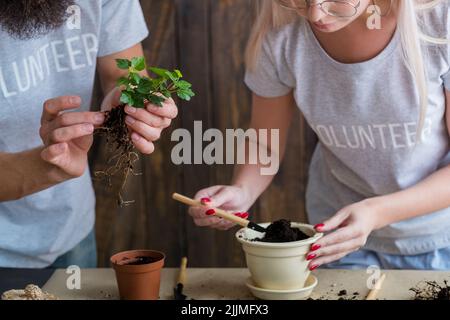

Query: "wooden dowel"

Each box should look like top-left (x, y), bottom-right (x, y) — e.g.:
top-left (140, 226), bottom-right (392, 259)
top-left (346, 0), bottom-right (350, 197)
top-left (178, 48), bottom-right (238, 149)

top-left (172, 193), bottom-right (250, 228)
top-left (366, 273), bottom-right (386, 300)
top-left (172, 193), bottom-right (201, 207)
top-left (178, 257), bottom-right (188, 285)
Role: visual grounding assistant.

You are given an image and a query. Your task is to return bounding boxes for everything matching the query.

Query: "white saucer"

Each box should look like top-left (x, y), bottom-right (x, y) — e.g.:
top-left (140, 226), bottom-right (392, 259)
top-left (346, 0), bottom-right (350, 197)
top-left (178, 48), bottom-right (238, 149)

top-left (246, 275), bottom-right (318, 300)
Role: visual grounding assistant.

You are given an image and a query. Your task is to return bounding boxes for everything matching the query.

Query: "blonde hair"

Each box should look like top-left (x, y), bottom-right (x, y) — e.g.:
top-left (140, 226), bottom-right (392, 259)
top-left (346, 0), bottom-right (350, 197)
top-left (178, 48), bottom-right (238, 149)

top-left (246, 0), bottom-right (449, 144)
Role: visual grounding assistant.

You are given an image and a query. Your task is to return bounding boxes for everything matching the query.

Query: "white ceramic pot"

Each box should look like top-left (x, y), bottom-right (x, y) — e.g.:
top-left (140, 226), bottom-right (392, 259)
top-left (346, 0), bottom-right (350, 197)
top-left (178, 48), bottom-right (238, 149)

top-left (236, 222), bottom-right (323, 290)
top-left (245, 274), bottom-right (318, 300)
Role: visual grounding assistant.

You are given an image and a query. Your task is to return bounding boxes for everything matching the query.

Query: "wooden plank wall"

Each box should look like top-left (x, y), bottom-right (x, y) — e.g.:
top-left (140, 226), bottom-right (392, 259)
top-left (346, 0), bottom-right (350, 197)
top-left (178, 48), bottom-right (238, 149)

top-left (89, 0), bottom-right (318, 268)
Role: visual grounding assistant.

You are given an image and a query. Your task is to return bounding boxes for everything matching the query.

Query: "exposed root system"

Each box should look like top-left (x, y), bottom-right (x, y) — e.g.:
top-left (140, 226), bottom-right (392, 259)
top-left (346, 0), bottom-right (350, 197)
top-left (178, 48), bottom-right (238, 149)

top-left (94, 104), bottom-right (141, 207)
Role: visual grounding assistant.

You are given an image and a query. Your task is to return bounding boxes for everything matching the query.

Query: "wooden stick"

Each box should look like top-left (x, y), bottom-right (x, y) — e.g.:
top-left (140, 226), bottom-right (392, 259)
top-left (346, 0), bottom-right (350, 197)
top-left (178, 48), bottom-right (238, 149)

top-left (178, 257), bottom-right (188, 285)
top-left (366, 273), bottom-right (386, 300)
top-left (172, 193), bottom-right (252, 228)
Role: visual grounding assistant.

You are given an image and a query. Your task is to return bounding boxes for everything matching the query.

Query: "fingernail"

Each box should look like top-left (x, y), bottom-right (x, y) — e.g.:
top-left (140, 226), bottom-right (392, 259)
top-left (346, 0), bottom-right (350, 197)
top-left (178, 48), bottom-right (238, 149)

top-left (125, 116), bottom-right (135, 125)
top-left (147, 103), bottom-right (159, 110)
top-left (310, 264), bottom-right (319, 271)
top-left (234, 212), bottom-right (243, 218)
top-left (205, 209), bottom-right (215, 216)
top-left (125, 105), bottom-right (137, 114)
top-left (55, 143), bottom-right (65, 152)
top-left (306, 253), bottom-right (316, 261)
top-left (83, 124), bottom-right (94, 133)
top-left (46, 102), bottom-right (55, 112)
top-left (311, 244), bottom-right (321, 251)
top-left (201, 197), bottom-right (211, 204)
top-left (314, 223), bottom-right (325, 230)
top-left (131, 133), bottom-right (141, 141)
top-left (70, 96), bottom-right (81, 104)
top-left (241, 213), bottom-right (249, 219)
top-left (95, 113), bottom-right (105, 124)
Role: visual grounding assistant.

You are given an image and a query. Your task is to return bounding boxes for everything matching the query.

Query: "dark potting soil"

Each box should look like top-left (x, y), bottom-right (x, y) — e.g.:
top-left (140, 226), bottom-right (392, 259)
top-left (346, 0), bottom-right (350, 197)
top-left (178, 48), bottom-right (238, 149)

top-left (123, 256), bottom-right (158, 265)
top-left (255, 219), bottom-right (309, 243)
top-left (410, 280), bottom-right (450, 300)
top-left (305, 283), bottom-right (362, 300)
top-left (338, 290), bottom-right (347, 296)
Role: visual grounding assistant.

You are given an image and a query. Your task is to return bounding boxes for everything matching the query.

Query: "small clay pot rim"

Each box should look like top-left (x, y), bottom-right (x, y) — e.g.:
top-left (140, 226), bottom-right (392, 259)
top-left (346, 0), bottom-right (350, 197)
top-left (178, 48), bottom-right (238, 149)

top-left (235, 222), bottom-right (323, 248)
top-left (111, 249), bottom-right (165, 274)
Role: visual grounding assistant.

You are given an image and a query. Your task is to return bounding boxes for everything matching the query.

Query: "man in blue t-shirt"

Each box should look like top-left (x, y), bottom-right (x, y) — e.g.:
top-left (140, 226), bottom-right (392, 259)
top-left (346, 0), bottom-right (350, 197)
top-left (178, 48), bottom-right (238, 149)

top-left (0, 0), bottom-right (177, 268)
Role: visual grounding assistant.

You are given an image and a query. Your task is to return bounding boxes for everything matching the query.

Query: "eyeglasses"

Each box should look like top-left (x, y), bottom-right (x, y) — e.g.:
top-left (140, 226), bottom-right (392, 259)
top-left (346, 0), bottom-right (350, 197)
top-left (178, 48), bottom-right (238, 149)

top-left (274, 0), bottom-right (361, 18)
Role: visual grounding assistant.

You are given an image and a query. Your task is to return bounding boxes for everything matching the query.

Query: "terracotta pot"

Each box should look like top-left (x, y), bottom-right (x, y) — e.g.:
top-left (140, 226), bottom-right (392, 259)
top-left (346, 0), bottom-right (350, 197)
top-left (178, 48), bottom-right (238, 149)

top-left (111, 250), bottom-right (165, 300)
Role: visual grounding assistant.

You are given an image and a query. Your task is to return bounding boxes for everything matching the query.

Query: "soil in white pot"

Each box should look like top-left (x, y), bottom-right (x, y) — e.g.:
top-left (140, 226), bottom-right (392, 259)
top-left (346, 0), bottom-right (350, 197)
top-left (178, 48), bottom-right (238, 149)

top-left (255, 219), bottom-right (310, 243)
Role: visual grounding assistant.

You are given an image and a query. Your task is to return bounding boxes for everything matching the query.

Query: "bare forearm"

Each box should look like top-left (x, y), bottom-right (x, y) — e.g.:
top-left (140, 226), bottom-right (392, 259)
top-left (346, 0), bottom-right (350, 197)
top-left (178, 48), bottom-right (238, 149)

top-left (232, 93), bottom-right (295, 204)
top-left (232, 164), bottom-right (277, 205)
top-left (0, 148), bottom-right (62, 201)
top-left (231, 126), bottom-right (285, 205)
top-left (370, 165), bottom-right (450, 229)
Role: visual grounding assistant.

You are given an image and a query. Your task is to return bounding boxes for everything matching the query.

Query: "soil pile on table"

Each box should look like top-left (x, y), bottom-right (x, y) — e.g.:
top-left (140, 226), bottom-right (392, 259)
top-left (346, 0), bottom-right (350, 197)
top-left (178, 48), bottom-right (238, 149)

top-left (410, 280), bottom-right (450, 300)
top-left (256, 219), bottom-right (309, 243)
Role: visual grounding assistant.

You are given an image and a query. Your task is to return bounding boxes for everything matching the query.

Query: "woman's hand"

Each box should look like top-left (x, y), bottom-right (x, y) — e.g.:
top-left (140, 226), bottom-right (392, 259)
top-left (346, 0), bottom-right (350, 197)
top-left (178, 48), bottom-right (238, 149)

top-left (188, 185), bottom-right (254, 230)
top-left (101, 87), bottom-right (178, 154)
top-left (306, 199), bottom-right (383, 270)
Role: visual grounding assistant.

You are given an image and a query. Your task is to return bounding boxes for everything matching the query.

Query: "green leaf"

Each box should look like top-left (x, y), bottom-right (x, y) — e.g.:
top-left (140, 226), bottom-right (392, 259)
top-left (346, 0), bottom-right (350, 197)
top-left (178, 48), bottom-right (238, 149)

top-left (164, 71), bottom-right (177, 82)
top-left (133, 95), bottom-right (145, 108)
top-left (161, 89), bottom-right (171, 98)
top-left (131, 57), bottom-right (146, 72)
top-left (116, 59), bottom-right (131, 70)
top-left (177, 88), bottom-right (195, 101)
top-left (148, 94), bottom-right (166, 107)
top-left (186, 88), bottom-right (195, 97)
top-left (136, 78), bottom-right (152, 94)
top-left (174, 69), bottom-right (183, 78)
top-left (115, 57), bottom-right (195, 108)
top-left (117, 77), bottom-right (129, 87)
top-left (131, 73), bottom-right (142, 85)
top-left (176, 80), bottom-right (192, 89)
top-left (176, 92), bottom-right (189, 101)
top-left (150, 67), bottom-right (169, 78)
top-left (120, 91), bottom-right (133, 105)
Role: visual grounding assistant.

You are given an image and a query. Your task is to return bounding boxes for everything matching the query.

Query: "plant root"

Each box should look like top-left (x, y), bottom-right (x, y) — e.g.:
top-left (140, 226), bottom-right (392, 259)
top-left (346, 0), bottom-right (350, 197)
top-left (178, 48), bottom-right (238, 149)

top-left (94, 104), bottom-right (142, 207)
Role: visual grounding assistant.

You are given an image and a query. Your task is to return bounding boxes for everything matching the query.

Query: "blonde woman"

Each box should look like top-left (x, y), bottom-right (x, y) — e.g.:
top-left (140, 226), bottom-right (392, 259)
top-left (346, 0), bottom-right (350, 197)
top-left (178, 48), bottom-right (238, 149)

top-left (188, 0), bottom-right (450, 270)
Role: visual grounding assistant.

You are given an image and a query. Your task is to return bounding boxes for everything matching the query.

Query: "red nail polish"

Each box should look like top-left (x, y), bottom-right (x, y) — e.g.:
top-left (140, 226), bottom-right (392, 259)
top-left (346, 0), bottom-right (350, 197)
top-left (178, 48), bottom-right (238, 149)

top-left (311, 244), bottom-right (321, 251)
top-left (201, 197), bottom-right (211, 204)
top-left (309, 264), bottom-right (319, 271)
top-left (205, 209), bottom-right (215, 216)
top-left (306, 254), bottom-right (316, 261)
top-left (241, 213), bottom-right (249, 219)
top-left (234, 212), bottom-right (242, 217)
top-left (314, 223), bottom-right (324, 230)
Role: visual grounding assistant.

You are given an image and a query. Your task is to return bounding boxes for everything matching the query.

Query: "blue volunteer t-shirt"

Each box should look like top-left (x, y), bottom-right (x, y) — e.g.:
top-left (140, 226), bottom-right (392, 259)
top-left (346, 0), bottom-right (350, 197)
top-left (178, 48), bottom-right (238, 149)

top-left (0, 0), bottom-right (149, 267)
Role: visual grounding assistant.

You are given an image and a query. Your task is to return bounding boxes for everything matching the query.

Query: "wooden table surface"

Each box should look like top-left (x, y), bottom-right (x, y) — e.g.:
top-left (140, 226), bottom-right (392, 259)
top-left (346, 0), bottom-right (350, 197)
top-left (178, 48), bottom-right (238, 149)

top-left (39, 268), bottom-right (450, 300)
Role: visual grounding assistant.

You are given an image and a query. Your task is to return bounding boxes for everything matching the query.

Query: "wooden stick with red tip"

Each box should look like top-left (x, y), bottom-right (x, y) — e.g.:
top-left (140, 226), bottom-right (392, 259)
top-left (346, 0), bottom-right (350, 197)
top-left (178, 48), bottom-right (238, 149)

top-left (172, 193), bottom-right (266, 233)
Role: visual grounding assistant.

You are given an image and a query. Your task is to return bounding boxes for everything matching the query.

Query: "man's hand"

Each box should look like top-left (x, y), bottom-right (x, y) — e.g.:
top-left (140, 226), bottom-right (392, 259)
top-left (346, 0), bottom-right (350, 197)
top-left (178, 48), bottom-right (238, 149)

top-left (39, 96), bottom-right (105, 180)
top-left (101, 87), bottom-right (178, 154)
